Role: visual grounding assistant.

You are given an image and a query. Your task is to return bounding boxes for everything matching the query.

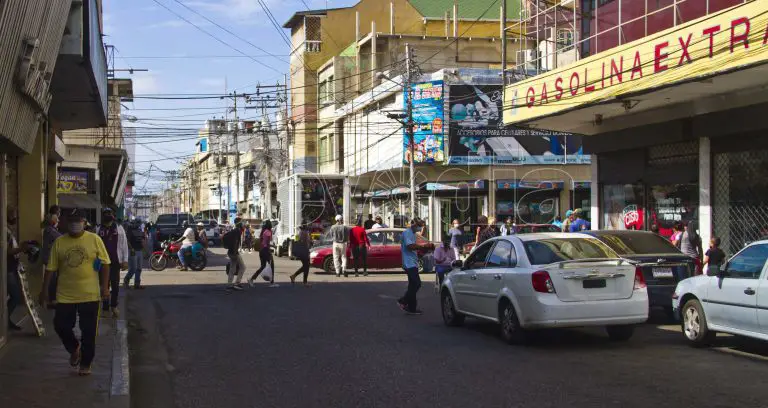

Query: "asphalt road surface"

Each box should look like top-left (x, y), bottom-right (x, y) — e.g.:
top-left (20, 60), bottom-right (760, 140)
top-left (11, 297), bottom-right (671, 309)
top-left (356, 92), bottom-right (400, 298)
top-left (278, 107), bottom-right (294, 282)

top-left (127, 248), bottom-right (768, 408)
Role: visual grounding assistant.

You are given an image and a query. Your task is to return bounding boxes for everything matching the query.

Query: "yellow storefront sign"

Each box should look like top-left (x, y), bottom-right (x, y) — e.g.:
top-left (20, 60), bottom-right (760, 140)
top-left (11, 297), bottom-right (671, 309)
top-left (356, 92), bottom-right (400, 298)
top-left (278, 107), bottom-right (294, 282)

top-left (503, 1), bottom-right (768, 125)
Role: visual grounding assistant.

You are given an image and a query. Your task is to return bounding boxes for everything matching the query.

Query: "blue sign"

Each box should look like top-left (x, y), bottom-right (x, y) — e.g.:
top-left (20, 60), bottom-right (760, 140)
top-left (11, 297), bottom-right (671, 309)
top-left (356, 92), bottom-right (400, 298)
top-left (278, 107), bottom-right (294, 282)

top-left (404, 80), bottom-right (444, 164)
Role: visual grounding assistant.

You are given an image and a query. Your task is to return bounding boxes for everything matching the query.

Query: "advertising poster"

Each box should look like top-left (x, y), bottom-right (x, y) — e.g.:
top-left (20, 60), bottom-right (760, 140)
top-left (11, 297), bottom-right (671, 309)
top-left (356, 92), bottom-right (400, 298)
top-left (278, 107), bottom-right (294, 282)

top-left (404, 80), bottom-right (444, 164)
top-left (447, 85), bottom-right (590, 165)
top-left (57, 171), bottom-right (89, 194)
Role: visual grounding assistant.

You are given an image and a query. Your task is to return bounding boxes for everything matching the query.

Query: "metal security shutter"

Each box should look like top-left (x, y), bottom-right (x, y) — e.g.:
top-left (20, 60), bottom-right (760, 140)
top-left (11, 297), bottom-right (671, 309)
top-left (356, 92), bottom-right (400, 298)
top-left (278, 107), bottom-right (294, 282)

top-left (713, 150), bottom-right (768, 255)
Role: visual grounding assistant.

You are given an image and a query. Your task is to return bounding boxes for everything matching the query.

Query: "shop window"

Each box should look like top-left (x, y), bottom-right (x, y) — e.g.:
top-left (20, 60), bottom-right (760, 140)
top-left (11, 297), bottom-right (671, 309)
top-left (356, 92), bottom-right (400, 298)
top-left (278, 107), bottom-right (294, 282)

top-left (602, 184), bottom-right (644, 230)
top-left (647, 184), bottom-right (698, 239)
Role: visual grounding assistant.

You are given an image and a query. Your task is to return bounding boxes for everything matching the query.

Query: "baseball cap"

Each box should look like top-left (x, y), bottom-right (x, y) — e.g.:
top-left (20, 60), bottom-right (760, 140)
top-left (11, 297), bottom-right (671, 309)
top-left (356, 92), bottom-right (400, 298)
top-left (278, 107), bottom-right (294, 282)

top-left (335, 214), bottom-right (343, 222)
top-left (67, 208), bottom-right (87, 221)
top-left (565, 210), bottom-right (573, 217)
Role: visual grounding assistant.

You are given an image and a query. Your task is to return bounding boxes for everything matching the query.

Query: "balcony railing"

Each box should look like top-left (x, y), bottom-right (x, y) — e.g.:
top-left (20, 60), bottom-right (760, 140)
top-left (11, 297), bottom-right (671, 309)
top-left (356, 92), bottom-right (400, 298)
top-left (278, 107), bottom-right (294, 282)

top-left (305, 40), bottom-right (322, 53)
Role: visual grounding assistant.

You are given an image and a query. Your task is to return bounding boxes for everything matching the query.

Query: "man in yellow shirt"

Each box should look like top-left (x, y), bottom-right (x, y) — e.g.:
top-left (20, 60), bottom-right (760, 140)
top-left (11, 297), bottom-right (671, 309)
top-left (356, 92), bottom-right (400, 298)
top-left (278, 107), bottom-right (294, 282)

top-left (39, 209), bottom-right (110, 376)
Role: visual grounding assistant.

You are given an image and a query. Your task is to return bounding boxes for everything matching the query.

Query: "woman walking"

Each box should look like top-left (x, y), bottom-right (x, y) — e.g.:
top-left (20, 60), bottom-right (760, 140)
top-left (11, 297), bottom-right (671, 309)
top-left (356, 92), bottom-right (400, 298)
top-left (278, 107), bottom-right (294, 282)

top-left (249, 220), bottom-right (275, 285)
top-left (290, 225), bottom-right (313, 286)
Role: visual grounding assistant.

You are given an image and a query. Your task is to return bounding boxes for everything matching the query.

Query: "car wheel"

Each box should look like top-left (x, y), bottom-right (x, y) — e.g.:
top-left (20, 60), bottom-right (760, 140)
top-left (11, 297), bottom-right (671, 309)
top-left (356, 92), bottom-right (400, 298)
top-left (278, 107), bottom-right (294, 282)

top-left (322, 256), bottom-right (335, 274)
top-left (441, 290), bottom-right (464, 327)
top-left (499, 301), bottom-right (528, 344)
top-left (682, 299), bottom-right (714, 347)
top-left (606, 325), bottom-right (635, 341)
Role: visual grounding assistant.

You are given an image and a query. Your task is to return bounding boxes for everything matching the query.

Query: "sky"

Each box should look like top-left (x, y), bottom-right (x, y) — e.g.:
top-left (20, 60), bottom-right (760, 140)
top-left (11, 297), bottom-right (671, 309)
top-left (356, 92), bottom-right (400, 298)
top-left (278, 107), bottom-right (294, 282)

top-left (104, 0), bottom-right (355, 196)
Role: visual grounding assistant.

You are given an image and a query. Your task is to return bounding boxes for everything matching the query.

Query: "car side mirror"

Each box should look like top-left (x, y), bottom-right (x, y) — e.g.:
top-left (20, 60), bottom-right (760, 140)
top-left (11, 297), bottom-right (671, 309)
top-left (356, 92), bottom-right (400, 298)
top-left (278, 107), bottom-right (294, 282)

top-left (451, 260), bottom-right (463, 269)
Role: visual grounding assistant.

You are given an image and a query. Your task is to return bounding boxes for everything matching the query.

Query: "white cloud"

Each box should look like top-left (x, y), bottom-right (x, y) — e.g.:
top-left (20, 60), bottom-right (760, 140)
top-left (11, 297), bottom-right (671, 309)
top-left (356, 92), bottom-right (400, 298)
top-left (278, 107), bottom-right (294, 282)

top-left (133, 73), bottom-right (162, 95)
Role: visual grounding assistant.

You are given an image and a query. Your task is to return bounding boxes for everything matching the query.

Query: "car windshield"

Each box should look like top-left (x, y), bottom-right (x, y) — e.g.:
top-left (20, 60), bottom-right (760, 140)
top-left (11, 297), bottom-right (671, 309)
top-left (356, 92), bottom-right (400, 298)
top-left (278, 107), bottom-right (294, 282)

top-left (596, 233), bottom-right (679, 255)
top-left (524, 238), bottom-right (616, 265)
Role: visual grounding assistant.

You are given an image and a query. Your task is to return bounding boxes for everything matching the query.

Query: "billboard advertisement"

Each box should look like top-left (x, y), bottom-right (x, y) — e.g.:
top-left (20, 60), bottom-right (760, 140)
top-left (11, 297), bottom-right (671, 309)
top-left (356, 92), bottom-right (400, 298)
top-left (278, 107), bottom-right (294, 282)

top-left (58, 171), bottom-right (89, 194)
top-left (447, 85), bottom-right (590, 165)
top-left (404, 80), bottom-right (444, 164)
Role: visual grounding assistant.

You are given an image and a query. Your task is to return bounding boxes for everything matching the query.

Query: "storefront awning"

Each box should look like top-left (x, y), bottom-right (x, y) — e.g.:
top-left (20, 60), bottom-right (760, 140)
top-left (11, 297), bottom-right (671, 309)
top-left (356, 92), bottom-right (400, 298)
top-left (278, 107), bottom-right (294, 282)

top-left (58, 193), bottom-right (101, 209)
top-left (503, 2), bottom-right (768, 135)
top-left (426, 180), bottom-right (486, 191)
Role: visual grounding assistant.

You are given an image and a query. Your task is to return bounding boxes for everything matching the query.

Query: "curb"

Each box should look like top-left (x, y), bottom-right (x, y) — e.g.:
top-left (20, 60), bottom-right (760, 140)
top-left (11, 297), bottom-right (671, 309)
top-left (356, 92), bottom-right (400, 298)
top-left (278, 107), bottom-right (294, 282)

top-left (109, 294), bottom-right (130, 408)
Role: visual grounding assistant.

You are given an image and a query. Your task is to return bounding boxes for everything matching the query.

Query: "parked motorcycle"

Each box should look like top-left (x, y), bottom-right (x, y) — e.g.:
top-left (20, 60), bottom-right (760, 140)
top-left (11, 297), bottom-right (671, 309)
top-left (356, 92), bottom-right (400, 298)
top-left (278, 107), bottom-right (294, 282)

top-left (149, 238), bottom-right (207, 271)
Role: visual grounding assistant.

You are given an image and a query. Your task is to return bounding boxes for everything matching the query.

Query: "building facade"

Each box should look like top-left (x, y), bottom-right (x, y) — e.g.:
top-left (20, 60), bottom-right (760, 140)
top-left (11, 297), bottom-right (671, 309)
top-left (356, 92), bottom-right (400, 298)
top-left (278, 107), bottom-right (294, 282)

top-left (502, 0), bottom-right (764, 254)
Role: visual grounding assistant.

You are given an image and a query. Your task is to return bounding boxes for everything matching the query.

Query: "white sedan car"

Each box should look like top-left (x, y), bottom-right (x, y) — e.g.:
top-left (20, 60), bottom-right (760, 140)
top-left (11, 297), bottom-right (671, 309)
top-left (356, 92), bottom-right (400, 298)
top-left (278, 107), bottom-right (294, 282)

top-left (440, 233), bottom-right (649, 343)
top-left (672, 240), bottom-right (768, 346)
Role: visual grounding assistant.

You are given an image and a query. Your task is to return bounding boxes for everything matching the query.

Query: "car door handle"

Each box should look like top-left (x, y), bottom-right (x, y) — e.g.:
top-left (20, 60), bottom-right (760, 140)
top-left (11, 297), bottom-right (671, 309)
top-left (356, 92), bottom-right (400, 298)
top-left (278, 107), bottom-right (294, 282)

top-left (469, 275), bottom-right (478, 280)
top-left (493, 274), bottom-right (502, 280)
top-left (744, 288), bottom-right (756, 295)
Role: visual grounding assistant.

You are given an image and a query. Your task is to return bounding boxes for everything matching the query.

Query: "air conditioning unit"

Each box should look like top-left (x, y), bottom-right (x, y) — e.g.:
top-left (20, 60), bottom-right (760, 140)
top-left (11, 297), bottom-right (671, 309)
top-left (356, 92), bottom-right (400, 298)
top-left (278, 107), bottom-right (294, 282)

top-left (515, 49), bottom-right (539, 73)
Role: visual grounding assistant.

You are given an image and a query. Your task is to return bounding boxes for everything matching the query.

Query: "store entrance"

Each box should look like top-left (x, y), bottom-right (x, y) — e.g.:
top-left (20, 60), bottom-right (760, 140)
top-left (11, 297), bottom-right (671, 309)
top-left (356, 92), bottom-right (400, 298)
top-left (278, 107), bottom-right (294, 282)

top-left (439, 196), bottom-right (483, 245)
top-left (602, 183), bottom-right (698, 239)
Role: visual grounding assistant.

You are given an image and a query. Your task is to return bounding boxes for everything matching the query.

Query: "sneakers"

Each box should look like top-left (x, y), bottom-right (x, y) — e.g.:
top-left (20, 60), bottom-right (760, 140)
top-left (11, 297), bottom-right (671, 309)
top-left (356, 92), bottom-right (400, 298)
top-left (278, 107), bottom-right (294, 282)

top-left (78, 365), bottom-right (92, 376)
top-left (247, 278), bottom-right (255, 287)
top-left (110, 307), bottom-right (120, 319)
top-left (336, 272), bottom-right (341, 277)
top-left (69, 345), bottom-right (82, 367)
top-left (232, 284), bottom-right (244, 291)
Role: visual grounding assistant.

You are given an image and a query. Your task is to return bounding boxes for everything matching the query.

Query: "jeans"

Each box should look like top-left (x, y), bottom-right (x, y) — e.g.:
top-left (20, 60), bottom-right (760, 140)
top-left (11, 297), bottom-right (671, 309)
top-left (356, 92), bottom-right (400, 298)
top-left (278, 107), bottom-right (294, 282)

top-left (6, 272), bottom-right (22, 324)
top-left (250, 247), bottom-right (274, 282)
top-left (451, 246), bottom-right (460, 260)
top-left (102, 263), bottom-right (120, 310)
top-left (332, 242), bottom-right (347, 276)
top-left (398, 267), bottom-right (421, 312)
top-left (178, 244), bottom-right (192, 267)
top-left (125, 251), bottom-right (143, 287)
top-left (291, 256), bottom-right (310, 284)
top-left (227, 253), bottom-right (246, 284)
top-left (352, 245), bottom-right (368, 275)
top-left (53, 302), bottom-right (99, 369)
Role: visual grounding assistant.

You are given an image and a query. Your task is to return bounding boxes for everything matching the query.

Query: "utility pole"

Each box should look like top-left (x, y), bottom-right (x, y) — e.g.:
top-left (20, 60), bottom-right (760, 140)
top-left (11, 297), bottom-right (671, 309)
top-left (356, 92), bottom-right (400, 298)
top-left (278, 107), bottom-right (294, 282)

top-left (217, 124), bottom-right (224, 224)
top-left (232, 92), bottom-right (241, 220)
top-left (501, 0), bottom-right (507, 88)
top-left (405, 43), bottom-right (416, 219)
top-left (261, 104), bottom-right (272, 221)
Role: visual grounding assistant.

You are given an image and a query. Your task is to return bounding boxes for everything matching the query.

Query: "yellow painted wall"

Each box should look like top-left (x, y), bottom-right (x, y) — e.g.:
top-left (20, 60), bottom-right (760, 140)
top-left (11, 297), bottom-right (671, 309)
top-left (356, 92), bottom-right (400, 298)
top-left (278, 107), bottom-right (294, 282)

top-left (17, 128), bottom-right (47, 295)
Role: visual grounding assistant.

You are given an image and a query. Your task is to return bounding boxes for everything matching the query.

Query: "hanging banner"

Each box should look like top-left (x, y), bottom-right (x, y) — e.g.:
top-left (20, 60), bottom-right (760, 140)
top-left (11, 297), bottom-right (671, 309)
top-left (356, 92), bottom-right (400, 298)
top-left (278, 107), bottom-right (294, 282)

top-left (503, 2), bottom-right (768, 125)
top-left (448, 84), bottom-right (590, 165)
top-left (404, 80), bottom-right (445, 164)
top-left (57, 171), bottom-right (89, 194)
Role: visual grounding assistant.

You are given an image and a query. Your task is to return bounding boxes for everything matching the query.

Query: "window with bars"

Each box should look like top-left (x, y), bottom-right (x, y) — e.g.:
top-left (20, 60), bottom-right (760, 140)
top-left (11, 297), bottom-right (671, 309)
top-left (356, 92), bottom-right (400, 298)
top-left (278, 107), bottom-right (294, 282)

top-left (318, 75), bottom-right (334, 106)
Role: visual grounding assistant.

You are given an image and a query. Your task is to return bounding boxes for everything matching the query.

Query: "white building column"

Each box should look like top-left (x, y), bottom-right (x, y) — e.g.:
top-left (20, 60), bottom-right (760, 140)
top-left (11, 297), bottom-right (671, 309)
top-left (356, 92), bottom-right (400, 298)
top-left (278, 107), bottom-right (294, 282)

top-left (343, 177), bottom-right (351, 224)
top-left (699, 137), bottom-right (712, 247)
top-left (590, 154), bottom-right (599, 230)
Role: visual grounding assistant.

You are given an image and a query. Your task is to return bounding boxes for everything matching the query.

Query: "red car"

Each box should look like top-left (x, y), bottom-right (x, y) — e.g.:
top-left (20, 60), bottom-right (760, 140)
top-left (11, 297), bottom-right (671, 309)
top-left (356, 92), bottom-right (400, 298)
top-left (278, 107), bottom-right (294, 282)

top-left (309, 228), bottom-right (438, 273)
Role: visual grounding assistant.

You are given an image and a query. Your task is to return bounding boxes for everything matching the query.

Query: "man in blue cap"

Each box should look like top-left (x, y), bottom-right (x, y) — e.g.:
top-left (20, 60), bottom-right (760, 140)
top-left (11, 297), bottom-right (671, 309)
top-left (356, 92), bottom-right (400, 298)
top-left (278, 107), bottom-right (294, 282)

top-left (562, 209), bottom-right (574, 232)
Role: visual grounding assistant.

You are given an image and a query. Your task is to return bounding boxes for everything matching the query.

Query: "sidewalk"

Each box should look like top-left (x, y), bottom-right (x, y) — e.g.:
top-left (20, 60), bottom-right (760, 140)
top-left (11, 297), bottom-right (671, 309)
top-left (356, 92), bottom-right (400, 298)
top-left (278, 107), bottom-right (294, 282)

top-left (0, 296), bottom-right (129, 408)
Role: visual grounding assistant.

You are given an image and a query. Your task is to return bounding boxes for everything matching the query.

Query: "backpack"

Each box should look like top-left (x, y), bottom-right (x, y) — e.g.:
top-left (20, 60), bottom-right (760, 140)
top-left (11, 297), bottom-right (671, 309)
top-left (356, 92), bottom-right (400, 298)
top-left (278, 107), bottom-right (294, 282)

top-left (222, 229), bottom-right (239, 251)
top-left (128, 224), bottom-right (144, 249)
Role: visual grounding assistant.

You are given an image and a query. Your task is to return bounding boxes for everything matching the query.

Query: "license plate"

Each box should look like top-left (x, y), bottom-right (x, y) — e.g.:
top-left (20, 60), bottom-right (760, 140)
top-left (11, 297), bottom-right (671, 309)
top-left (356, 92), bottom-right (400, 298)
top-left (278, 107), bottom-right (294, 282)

top-left (652, 267), bottom-right (674, 278)
top-left (583, 279), bottom-right (606, 289)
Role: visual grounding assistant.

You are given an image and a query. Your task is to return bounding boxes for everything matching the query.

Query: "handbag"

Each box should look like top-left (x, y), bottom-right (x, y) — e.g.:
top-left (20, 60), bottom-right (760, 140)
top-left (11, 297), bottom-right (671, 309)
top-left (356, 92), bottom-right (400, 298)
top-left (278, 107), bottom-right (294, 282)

top-left (261, 263), bottom-right (273, 281)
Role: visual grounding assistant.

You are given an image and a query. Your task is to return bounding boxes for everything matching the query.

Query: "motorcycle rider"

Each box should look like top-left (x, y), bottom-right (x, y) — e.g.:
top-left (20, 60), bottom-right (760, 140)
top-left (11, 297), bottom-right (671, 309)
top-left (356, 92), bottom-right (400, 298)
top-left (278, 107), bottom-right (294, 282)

top-left (173, 220), bottom-right (197, 271)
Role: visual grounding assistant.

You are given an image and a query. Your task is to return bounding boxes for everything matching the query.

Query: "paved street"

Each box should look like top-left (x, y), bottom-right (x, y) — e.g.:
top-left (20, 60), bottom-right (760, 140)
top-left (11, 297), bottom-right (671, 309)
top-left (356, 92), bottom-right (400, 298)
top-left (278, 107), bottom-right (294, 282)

top-left (127, 248), bottom-right (768, 408)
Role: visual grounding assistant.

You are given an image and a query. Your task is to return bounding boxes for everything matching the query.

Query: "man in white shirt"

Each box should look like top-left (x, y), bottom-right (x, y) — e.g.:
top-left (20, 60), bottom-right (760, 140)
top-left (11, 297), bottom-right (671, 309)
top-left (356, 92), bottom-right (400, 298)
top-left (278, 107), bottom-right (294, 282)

top-left (174, 221), bottom-right (196, 271)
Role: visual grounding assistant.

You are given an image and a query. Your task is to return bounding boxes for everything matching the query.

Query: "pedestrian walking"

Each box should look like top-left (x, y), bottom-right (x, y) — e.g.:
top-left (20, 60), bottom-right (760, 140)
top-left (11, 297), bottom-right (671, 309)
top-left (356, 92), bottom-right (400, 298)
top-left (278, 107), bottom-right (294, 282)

top-left (434, 238), bottom-right (456, 286)
top-left (703, 236), bottom-right (726, 275)
top-left (329, 214), bottom-right (349, 277)
top-left (289, 225), bottom-right (312, 286)
top-left (123, 220), bottom-right (146, 289)
top-left (671, 222), bottom-right (684, 247)
top-left (680, 221), bottom-right (704, 273)
top-left (397, 218), bottom-right (434, 315)
top-left (41, 205), bottom-right (62, 308)
top-left (223, 222), bottom-right (246, 290)
top-left (349, 218), bottom-right (370, 277)
top-left (6, 207), bottom-right (29, 331)
top-left (94, 208), bottom-right (128, 318)
top-left (39, 208), bottom-right (111, 376)
top-left (249, 220), bottom-right (275, 285)
top-left (448, 219), bottom-right (463, 259)
top-left (242, 224), bottom-right (253, 253)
